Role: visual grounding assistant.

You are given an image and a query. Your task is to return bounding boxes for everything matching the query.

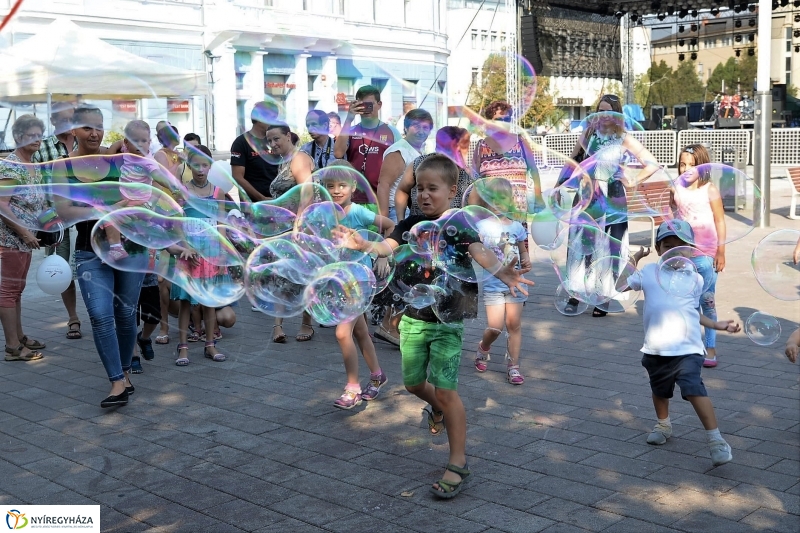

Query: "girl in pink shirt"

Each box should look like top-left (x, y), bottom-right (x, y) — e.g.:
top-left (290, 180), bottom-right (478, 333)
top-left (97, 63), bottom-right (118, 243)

top-left (669, 144), bottom-right (727, 367)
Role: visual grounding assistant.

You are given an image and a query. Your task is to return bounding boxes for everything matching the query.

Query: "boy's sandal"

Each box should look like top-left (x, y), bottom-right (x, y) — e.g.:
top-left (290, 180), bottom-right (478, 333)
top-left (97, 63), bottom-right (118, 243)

top-left (187, 330), bottom-right (200, 342)
top-left (272, 325), bottom-right (287, 343)
top-left (20, 336), bottom-right (46, 350)
top-left (66, 319), bottom-right (82, 339)
top-left (175, 343), bottom-right (190, 366)
top-left (204, 342), bottom-right (226, 362)
top-left (430, 463), bottom-right (471, 499)
top-left (592, 307), bottom-right (608, 317)
top-left (4, 344), bottom-right (43, 362)
top-left (295, 323), bottom-right (315, 342)
top-left (155, 334), bottom-right (170, 345)
top-left (424, 406), bottom-right (445, 435)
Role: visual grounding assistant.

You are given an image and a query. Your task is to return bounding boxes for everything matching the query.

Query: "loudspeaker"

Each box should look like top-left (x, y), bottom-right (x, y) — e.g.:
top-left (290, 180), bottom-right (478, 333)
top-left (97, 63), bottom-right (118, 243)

top-left (640, 119), bottom-right (658, 131)
top-left (674, 116), bottom-right (689, 131)
top-left (772, 84), bottom-right (787, 119)
top-left (650, 106), bottom-right (665, 127)
top-left (688, 102), bottom-right (704, 122)
top-left (673, 105), bottom-right (688, 118)
top-left (715, 117), bottom-right (741, 128)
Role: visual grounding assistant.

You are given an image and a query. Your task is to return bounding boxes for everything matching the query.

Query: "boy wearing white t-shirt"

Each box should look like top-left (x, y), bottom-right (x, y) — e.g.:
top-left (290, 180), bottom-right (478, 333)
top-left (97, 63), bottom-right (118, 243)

top-left (618, 220), bottom-right (740, 467)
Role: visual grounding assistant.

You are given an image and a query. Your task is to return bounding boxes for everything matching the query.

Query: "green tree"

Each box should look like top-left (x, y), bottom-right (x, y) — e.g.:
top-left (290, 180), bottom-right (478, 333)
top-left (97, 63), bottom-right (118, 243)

top-left (707, 54), bottom-right (757, 95)
top-left (671, 60), bottom-right (705, 104)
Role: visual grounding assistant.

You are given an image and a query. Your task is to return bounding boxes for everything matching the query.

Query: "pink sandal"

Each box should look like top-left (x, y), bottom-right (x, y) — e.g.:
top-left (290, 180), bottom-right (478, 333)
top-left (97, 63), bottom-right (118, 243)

top-left (204, 342), bottom-right (226, 362)
top-left (507, 365), bottom-right (524, 385)
top-left (175, 344), bottom-right (190, 366)
top-left (475, 343), bottom-right (490, 372)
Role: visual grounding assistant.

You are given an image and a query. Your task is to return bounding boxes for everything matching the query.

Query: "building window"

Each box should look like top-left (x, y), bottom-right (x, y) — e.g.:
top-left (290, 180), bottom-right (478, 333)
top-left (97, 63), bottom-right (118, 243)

top-left (471, 67), bottom-right (479, 87)
top-left (500, 32), bottom-right (506, 49)
top-left (721, 36), bottom-right (731, 46)
top-left (308, 75), bottom-right (317, 91)
top-left (264, 0), bottom-right (273, 6)
top-left (338, 77), bottom-right (355, 96)
top-left (404, 0), bottom-right (410, 26)
top-left (309, 100), bottom-right (319, 111)
top-left (481, 30), bottom-right (488, 50)
top-left (703, 38), bottom-right (716, 48)
top-left (471, 29), bottom-right (477, 49)
top-left (302, 0), bottom-right (307, 9)
top-left (491, 31), bottom-right (498, 50)
top-left (373, 0), bottom-right (377, 21)
top-left (787, 27), bottom-right (792, 53)
top-left (339, 0), bottom-right (346, 15)
top-left (235, 72), bottom-right (245, 91)
top-left (236, 100), bottom-right (246, 136)
top-left (403, 79), bottom-right (418, 113)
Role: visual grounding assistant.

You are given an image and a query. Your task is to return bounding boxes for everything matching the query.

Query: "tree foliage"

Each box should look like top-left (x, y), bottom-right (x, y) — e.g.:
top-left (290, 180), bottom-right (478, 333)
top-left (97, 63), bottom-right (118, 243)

top-left (706, 54), bottom-right (758, 95)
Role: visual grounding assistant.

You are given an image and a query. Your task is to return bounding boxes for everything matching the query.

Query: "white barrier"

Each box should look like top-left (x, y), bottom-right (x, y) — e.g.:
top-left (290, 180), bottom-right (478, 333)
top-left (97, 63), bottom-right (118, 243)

top-left (771, 128), bottom-right (800, 166)
top-left (677, 130), bottom-right (752, 165)
top-left (629, 130), bottom-right (678, 167)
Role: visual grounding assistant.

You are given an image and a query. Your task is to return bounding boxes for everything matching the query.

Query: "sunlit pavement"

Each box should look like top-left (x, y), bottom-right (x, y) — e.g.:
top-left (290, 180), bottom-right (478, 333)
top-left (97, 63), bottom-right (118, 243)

top-left (1, 173), bottom-right (798, 533)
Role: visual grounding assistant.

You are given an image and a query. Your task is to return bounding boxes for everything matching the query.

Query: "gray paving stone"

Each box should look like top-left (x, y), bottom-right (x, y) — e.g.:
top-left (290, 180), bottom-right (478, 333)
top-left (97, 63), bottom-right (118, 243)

top-left (740, 507), bottom-right (800, 532)
top-left (268, 494), bottom-right (355, 527)
top-left (462, 502), bottom-right (556, 532)
top-left (670, 510), bottom-right (761, 533)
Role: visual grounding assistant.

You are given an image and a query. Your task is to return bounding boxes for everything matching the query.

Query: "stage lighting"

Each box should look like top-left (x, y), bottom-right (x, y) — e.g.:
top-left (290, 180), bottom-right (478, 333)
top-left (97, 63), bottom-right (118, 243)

top-left (794, 0), bottom-right (800, 7)
top-left (711, 7), bottom-right (719, 15)
top-left (794, 14), bottom-right (800, 22)
top-left (691, 9), bottom-right (698, 17)
top-left (679, 39), bottom-right (685, 46)
top-left (795, 45), bottom-right (800, 53)
top-left (795, 29), bottom-right (800, 37)
top-left (735, 19), bottom-right (742, 27)
top-left (679, 53), bottom-right (685, 60)
top-left (748, 18), bottom-right (755, 27)
top-left (735, 48), bottom-right (741, 57)
top-left (615, 11), bottom-right (625, 18)
top-left (734, 5), bottom-right (741, 12)
top-left (748, 48), bottom-right (755, 56)
top-left (735, 34), bottom-right (742, 42)
top-left (657, 13), bottom-right (666, 20)
top-left (667, 6), bottom-right (675, 15)
top-left (691, 23), bottom-right (698, 31)
top-left (748, 3), bottom-right (756, 10)
top-left (679, 25), bottom-right (685, 32)
top-left (631, 12), bottom-right (639, 22)
top-left (748, 33), bottom-right (754, 41)
top-left (690, 38), bottom-right (698, 45)
top-left (679, 8), bottom-right (688, 18)
top-left (691, 52), bottom-right (697, 60)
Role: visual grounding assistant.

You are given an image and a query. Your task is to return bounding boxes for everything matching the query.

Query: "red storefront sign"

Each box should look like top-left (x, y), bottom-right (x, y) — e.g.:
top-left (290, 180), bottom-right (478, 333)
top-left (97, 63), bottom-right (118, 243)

top-left (265, 82), bottom-right (297, 89)
top-left (113, 100), bottom-right (137, 113)
top-left (336, 92), bottom-right (350, 111)
top-left (168, 99), bottom-right (190, 113)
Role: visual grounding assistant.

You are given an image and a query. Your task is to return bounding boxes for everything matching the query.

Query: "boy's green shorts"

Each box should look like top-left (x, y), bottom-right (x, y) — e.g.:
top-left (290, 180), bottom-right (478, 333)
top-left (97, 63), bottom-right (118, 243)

top-left (399, 315), bottom-right (464, 391)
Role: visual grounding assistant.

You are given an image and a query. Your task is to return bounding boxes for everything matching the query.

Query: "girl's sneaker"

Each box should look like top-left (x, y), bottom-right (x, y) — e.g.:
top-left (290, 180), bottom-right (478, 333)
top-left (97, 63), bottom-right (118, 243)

top-left (361, 372), bottom-right (388, 401)
top-left (475, 344), bottom-right (491, 372)
top-left (334, 389), bottom-right (362, 410)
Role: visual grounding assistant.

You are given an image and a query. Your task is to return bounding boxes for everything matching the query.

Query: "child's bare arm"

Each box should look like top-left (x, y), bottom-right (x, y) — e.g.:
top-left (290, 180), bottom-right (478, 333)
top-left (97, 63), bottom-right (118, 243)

top-left (616, 246), bottom-right (650, 292)
top-left (699, 315), bottom-right (741, 333)
top-left (468, 242), bottom-right (534, 297)
top-left (785, 327), bottom-right (800, 363)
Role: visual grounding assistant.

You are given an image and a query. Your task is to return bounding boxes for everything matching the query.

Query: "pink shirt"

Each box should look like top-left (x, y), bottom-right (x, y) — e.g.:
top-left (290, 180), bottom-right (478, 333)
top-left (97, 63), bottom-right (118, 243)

top-left (673, 182), bottom-right (718, 256)
top-left (120, 153), bottom-right (160, 202)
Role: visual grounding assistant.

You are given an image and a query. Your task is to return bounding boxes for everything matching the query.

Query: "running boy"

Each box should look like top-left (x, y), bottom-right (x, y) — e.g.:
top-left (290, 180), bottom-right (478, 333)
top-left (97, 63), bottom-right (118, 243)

top-left (341, 154), bottom-right (533, 498)
top-left (618, 220), bottom-right (740, 466)
top-left (322, 164), bottom-right (395, 409)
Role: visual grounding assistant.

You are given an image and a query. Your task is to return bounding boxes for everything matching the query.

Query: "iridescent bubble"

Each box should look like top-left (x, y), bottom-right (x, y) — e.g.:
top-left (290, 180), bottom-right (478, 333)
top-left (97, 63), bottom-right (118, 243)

top-left (247, 201), bottom-right (297, 238)
top-left (745, 312), bottom-right (782, 346)
top-left (657, 254), bottom-right (701, 298)
top-left (404, 284), bottom-right (444, 309)
top-left (305, 262), bottom-right (376, 326)
top-left (294, 201), bottom-right (345, 241)
top-left (431, 274), bottom-right (478, 326)
top-left (434, 206), bottom-right (494, 283)
top-left (335, 229), bottom-right (394, 293)
top-left (388, 244), bottom-right (434, 303)
top-left (553, 283), bottom-right (588, 316)
top-left (92, 207), bottom-right (184, 249)
top-left (671, 163), bottom-right (761, 246)
top-left (529, 209), bottom-right (564, 251)
top-left (751, 229), bottom-right (800, 301)
top-left (314, 163), bottom-right (380, 213)
top-left (445, 225), bottom-right (457, 237)
top-left (407, 220), bottom-right (440, 255)
top-left (245, 237), bottom-right (324, 317)
top-left (577, 112), bottom-right (644, 153)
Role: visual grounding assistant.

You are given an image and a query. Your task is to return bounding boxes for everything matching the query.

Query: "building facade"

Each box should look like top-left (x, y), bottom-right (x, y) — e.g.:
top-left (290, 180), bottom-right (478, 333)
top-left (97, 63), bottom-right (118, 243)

top-left (0, 0), bottom-right (449, 152)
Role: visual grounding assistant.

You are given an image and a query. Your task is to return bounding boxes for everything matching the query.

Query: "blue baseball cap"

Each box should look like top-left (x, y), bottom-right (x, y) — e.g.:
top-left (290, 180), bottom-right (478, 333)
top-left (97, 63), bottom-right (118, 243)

top-left (656, 220), bottom-right (695, 245)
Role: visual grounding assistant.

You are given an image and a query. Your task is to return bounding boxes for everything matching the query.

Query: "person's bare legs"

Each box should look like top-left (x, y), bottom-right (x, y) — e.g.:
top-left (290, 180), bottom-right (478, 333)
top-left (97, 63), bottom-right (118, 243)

top-left (352, 314), bottom-right (380, 373)
top-left (140, 321), bottom-right (158, 341)
top-left (62, 281), bottom-right (80, 335)
top-left (202, 306), bottom-right (221, 357)
top-left (380, 305), bottom-right (403, 336)
top-left (297, 311), bottom-right (314, 338)
top-left (216, 306), bottom-right (236, 329)
top-left (652, 394), bottom-right (670, 420)
top-left (177, 299), bottom-right (190, 361)
top-left (480, 304), bottom-right (506, 352)
top-left (432, 388), bottom-right (467, 491)
top-left (686, 395), bottom-right (719, 430)
top-left (504, 303), bottom-right (524, 366)
top-left (335, 320), bottom-right (360, 386)
top-left (0, 306), bottom-right (35, 359)
top-left (157, 277), bottom-right (171, 339)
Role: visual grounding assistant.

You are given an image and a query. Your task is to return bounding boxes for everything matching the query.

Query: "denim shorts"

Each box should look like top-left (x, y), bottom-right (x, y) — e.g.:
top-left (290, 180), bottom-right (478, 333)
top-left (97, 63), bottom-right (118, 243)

top-left (483, 290), bottom-right (527, 306)
top-left (641, 353), bottom-right (707, 400)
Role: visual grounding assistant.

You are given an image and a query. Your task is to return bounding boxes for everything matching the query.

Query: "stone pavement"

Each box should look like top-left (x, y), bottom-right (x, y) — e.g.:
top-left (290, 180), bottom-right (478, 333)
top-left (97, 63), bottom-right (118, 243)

top-left (1, 174), bottom-right (798, 533)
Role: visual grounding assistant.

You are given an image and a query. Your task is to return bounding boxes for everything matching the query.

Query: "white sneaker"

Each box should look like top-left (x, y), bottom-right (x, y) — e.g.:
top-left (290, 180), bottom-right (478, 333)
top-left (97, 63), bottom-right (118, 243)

top-left (646, 423), bottom-right (673, 445)
top-left (709, 440), bottom-right (733, 466)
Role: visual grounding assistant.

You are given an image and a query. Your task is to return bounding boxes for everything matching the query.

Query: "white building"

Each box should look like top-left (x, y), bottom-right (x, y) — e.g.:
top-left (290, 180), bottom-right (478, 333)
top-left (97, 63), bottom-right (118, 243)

top-left (0, 0), bottom-right (449, 152)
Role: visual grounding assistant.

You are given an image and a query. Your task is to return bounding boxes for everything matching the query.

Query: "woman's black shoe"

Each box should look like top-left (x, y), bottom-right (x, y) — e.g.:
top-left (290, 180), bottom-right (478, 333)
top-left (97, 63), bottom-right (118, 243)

top-left (125, 383), bottom-right (135, 395)
top-left (100, 390), bottom-right (129, 408)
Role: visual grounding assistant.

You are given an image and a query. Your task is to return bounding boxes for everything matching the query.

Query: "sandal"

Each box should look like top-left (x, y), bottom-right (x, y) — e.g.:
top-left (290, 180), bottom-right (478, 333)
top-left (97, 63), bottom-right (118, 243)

top-left (424, 406), bottom-right (445, 435)
top-left (66, 319), bottom-right (82, 339)
top-left (430, 463), bottom-right (471, 499)
top-left (564, 298), bottom-right (579, 315)
top-left (272, 324), bottom-right (286, 344)
top-left (199, 329), bottom-right (222, 342)
top-left (187, 330), bottom-right (200, 342)
top-left (507, 365), bottom-right (525, 385)
top-left (20, 336), bottom-right (46, 350)
top-left (204, 341), bottom-right (226, 362)
top-left (295, 323), bottom-right (315, 342)
top-left (4, 344), bottom-right (43, 362)
top-left (155, 334), bottom-right (170, 345)
top-left (175, 343), bottom-right (189, 366)
top-left (592, 307), bottom-right (608, 317)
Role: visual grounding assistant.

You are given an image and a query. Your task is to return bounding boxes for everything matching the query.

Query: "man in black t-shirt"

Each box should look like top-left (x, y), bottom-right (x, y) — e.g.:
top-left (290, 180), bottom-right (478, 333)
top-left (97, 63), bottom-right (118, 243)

top-left (230, 102), bottom-right (280, 201)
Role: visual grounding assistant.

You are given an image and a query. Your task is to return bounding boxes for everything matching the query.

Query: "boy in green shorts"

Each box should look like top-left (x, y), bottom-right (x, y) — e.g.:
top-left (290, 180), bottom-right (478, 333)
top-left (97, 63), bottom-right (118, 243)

top-left (340, 154), bottom-right (533, 498)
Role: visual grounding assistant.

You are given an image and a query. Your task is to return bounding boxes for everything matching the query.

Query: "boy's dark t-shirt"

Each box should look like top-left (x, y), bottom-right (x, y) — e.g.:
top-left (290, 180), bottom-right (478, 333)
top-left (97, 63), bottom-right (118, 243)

top-left (389, 214), bottom-right (479, 323)
top-left (230, 133), bottom-right (278, 197)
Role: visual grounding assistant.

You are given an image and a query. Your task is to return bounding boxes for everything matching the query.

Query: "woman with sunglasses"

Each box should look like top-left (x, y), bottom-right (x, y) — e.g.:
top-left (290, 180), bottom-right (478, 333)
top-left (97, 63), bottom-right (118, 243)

top-left (561, 94), bottom-right (660, 317)
top-left (469, 101), bottom-right (541, 222)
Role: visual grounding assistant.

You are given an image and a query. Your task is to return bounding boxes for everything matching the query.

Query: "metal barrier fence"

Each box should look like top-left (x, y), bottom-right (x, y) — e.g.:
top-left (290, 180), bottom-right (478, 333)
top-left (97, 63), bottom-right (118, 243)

top-left (466, 128), bottom-right (800, 170)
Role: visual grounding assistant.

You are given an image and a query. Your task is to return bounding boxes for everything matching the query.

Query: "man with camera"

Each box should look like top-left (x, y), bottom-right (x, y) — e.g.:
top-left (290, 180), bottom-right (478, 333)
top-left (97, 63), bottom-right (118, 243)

top-left (334, 85), bottom-right (399, 202)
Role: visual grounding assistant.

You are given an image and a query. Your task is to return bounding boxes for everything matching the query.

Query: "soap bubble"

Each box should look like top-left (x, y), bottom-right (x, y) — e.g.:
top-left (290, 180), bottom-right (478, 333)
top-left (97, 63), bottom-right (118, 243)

top-left (247, 202), bottom-right (297, 238)
top-left (207, 160), bottom-right (235, 194)
top-left (335, 229), bottom-right (394, 293)
top-left (751, 229), bottom-right (800, 301)
top-left (590, 255), bottom-right (642, 313)
top-left (745, 312), bottom-right (782, 346)
top-left (431, 274), bottom-right (479, 325)
top-left (314, 163), bottom-right (380, 212)
top-left (529, 209), bottom-right (564, 251)
top-left (295, 201), bottom-right (345, 241)
top-left (434, 206), bottom-right (492, 283)
top-left (388, 245), bottom-right (434, 303)
top-left (305, 262), bottom-right (376, 326)
top-left (657, 254), bottom-right (701, 298)
top-left (577, 112), bottom-right (644, 152)
top-left (245, 237), bottom-right (324, 317)
top-left (670, 163), bottom-right (760, 246)
top-left (554, 283), bottom-right (588, 316)
top-left (403, 284), bottom-right (444, 309)
top-left (406, 220), bottom-right (440, 255)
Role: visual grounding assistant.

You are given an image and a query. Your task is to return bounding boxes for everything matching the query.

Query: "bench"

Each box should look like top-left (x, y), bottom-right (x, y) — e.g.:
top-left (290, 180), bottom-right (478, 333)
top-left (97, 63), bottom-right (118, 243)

top-left (787, 167), bottom-right (800, 220)
top-left (626, 180), bottom-right (672, 247)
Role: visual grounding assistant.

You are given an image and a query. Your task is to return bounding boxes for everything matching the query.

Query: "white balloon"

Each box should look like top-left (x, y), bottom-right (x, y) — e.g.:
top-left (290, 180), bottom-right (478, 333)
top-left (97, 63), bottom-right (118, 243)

top-left (529, 211), bottom-right (563, 250)
top-left (208, 160), bottom-right (234, 193)
top-left (36, 255), bottom-right (71, 295)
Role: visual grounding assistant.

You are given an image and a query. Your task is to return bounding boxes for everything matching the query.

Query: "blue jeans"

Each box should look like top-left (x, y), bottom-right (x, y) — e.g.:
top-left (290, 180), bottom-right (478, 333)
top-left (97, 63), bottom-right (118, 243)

top-left (692, 255), bottom-right (717, 350)
top-left (75, 250), bottom-right (145, 382)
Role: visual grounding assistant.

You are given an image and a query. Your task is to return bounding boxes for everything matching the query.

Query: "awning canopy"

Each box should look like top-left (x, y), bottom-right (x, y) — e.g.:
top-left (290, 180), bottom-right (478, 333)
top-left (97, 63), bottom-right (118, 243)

top-left (0, 18), bottom-right (208, 103)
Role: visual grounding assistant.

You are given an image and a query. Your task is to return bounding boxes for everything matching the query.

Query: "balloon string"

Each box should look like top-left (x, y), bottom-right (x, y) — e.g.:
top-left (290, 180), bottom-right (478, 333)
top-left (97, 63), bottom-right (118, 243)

top-left (0, 0), bottom-right (25, 34)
